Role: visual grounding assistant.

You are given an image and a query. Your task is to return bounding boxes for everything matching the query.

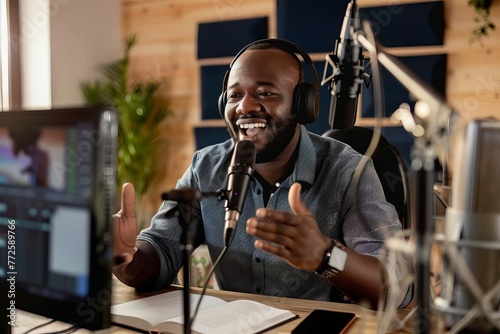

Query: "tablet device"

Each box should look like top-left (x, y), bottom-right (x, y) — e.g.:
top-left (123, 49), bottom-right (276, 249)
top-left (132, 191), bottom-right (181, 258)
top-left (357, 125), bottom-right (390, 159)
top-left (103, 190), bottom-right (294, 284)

top-left (0, 106), bottom-right (118, 330)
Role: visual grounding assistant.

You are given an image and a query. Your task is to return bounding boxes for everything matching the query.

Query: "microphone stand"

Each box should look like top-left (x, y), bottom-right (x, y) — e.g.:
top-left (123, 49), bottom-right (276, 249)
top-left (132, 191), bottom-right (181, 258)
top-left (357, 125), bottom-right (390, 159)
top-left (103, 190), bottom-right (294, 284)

top-left (161, 189), bottom-right (225, 334)
top-left (351, 23), bottom-right (455, 333)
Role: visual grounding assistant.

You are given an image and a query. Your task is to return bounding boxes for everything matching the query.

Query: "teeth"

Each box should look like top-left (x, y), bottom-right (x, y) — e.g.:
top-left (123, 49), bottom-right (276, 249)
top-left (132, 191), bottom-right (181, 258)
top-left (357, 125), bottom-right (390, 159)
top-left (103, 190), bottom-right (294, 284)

top-left (239, 123), bottom-right (266, 129)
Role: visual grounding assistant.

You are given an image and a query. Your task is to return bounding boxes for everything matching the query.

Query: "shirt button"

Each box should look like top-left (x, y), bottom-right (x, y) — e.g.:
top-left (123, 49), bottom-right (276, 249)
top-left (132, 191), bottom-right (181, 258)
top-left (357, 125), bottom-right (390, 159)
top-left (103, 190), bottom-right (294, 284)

top-left (255, 257), bottom-right (261, 263)
top-left (256, 287), bottom-right (261, 293)
top-left (256, 189), bottom-right (262, 195)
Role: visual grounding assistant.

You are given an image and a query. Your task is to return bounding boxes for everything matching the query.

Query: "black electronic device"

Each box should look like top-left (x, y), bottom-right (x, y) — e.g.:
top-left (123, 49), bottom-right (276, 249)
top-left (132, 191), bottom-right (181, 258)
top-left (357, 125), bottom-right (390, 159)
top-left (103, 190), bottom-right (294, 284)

top-left (0, 106), bottom-right (118, 331)
top-left (222, 140), bottom-right (256, 247)
top-left (218, 38), bottom-right (320, 125)
top-left (291, 309), bottom-right (357, 334)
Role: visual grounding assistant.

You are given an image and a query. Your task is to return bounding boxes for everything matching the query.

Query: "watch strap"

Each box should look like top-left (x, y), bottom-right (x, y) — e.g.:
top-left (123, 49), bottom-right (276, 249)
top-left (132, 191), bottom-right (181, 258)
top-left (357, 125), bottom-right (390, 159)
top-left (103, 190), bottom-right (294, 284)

top-left (315, 239), bottom-right (346, 279)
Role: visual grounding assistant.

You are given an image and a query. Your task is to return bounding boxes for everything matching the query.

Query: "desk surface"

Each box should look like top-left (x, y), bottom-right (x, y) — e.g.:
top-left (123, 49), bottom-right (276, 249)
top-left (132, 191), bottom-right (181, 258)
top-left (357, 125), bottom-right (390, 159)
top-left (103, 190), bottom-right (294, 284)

top-left (15, 278), bottom-right (416, 333)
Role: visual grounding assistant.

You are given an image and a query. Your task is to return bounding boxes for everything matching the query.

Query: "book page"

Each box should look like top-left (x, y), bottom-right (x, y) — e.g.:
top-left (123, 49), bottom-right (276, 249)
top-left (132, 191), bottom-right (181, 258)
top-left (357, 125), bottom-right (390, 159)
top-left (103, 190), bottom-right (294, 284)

top-left (163, 299), bottom-right (295, 334)
top-left (111, 290), bottom-right (226, 329)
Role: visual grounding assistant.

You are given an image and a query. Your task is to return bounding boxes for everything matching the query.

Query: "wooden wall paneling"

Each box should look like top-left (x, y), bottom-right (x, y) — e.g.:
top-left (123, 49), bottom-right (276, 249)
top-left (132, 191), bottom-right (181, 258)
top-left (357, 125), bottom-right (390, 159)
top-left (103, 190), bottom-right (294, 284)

top-left (443, 0), bottom-right (500, 51)
top-left (121, 0), bottom-right (500, 212)
top-left (447, 49), bottom-right (500, 121)
top-left (121, 0), bottom-right (275, 209)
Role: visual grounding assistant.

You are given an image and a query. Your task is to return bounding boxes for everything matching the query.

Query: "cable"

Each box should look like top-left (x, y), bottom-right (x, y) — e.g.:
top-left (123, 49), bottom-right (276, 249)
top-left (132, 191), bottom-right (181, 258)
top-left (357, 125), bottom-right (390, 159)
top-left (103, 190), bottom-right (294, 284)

top-left (41, 324), bottom-right (80, 334)
top-left (189, 245), bottom-right (228, 328)
top-left (433, 188), bottom-right (449, 208)
top-left (21, 320), bottom-right (56, 334)
top-left (355, 20), bottom-right (384, 182)
top-left (21, 320), bottom-right (79, 334)
top-left (347, 20), bottom-right (386, 229)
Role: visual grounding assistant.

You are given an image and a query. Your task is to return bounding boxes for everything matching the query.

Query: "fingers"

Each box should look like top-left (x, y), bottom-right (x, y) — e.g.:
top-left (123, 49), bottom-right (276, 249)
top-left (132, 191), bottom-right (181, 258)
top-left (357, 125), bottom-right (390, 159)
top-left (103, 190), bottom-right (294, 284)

top-left (255, 208), bottom-right (299, 226)
top-left (246, 182), bottom-right (330, 270)
top-left (254, 182), bottom-right (310, 224)
top-left (246, 219), bottom-right (295, 246)
top-left (254, 239), bottom-right (290, 257)
top-left (120, 182), bottom-right (136, 218)
top-left (247, 216), bottom-right (293, 235)
top-left (248, 182), bottom-right (311, 237)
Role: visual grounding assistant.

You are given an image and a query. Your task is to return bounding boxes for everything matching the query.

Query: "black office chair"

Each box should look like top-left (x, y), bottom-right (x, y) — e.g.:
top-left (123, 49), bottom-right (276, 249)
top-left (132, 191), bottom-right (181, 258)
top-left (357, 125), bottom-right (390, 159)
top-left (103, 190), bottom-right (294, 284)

top-left (323, 126), bottom-right (410, 230)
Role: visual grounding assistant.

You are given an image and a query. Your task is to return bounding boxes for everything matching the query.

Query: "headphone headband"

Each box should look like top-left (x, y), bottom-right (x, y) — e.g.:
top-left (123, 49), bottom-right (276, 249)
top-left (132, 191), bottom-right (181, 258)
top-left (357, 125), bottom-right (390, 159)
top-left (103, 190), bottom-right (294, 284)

top-left (229, 39), bottom-right (313, 74)
top-left (218, 38), bottom-right (320, 125)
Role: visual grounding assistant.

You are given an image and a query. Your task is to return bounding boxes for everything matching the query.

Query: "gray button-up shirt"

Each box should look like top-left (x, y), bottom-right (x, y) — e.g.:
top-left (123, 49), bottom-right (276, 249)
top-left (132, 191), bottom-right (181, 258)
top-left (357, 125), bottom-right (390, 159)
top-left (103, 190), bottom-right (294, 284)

top-left (139, 126), bottom-right (413, 307)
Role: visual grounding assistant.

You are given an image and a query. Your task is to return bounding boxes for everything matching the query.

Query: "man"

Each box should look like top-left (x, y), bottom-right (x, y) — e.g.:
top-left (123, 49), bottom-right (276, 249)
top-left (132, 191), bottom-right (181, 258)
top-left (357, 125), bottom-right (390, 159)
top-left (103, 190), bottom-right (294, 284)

top-left (113, 39), bottom-right (413, 310)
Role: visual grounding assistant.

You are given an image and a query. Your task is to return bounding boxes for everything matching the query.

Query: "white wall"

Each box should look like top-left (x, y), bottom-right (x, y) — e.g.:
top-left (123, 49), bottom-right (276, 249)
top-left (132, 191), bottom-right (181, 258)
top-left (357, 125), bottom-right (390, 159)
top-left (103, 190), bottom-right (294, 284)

top-left (50, 0), bottom-right (122, 108)
top-left (0, 0), bottom-right (9, 110)
top-left (19, 0), bottom-right (52, 109)
top-left (19, 0), bottom-right (122, 109)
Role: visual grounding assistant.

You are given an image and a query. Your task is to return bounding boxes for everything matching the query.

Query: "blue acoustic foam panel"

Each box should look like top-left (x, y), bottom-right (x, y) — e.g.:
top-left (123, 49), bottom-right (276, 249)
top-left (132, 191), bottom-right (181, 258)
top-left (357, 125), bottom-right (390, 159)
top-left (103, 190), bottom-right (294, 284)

top-left (359, 1), bottom-right (444, 47)
top-left (276, 0), bottom-right (350, 53)
top-left (197, 17), bottom-right (268, 59)
top-left (194, 126), bottom-right (231, 151)
top-left (361, 54), bottom-right (447, 118)
top-left (201, 65), bottom-right (228, 120)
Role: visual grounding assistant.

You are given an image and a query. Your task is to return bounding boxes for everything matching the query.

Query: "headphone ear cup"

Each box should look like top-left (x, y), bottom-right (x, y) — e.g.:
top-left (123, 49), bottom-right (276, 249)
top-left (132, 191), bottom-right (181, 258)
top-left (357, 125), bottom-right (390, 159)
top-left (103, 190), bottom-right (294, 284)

top-left (218, 91), bottom-right (238, 141)
top-left (293, 83), bottom-right (319, 124)
top-left (218, 69), bottom-right (230, 119)
top-left (218, 91), bottom-right (227, 119)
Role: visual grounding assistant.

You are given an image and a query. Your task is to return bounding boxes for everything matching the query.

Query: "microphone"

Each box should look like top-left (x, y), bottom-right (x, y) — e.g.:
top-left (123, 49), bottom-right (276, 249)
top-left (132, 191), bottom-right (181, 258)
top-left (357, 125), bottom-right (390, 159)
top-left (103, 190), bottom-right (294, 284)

top-left (224, 140), bottom-right (256, 247)
top-left (324, 0), bottom-right (364, 129)
top-left (439, 119), bottom-right (500, 332)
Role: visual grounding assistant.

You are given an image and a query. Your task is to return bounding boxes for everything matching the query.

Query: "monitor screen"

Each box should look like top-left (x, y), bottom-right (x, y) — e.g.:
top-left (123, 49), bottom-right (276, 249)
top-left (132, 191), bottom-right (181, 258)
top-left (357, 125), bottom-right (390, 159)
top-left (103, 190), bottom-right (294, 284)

top-left (0, 106), bottom-right (118, 331)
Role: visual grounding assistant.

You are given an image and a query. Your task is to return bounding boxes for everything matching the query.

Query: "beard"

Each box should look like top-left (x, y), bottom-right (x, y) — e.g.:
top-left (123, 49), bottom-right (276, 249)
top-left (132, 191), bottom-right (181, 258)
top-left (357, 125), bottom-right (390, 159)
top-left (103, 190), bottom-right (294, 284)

top-left (255, 115), bottom-right (298, 163)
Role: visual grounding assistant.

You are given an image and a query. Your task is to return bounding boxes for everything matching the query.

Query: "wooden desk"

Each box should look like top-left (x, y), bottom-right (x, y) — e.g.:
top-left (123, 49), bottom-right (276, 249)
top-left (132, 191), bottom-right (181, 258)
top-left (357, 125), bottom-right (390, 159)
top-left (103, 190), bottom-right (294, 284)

top-left (15, 278), bottom-right (415, 333)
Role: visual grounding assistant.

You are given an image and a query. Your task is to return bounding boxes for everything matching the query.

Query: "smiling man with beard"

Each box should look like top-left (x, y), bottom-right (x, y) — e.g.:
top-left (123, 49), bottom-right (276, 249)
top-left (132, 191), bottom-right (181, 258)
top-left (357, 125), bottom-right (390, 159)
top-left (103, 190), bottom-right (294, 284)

top-left (112, 39), bottom-right (414, 310)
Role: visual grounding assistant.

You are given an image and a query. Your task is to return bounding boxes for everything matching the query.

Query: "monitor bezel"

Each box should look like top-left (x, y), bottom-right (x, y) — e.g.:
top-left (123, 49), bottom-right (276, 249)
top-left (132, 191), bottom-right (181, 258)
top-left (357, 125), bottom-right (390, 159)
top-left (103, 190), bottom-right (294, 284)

top-left (0, 105), bottom-right (118, 331)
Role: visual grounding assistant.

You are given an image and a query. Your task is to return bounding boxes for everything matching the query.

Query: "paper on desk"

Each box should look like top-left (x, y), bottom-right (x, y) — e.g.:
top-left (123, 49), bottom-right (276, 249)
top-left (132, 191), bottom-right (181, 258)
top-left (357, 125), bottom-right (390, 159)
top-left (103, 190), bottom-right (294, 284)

top-left (111, 290), bottom-right (226, 327)
top-left (170, 299), bottom-right (296, 334)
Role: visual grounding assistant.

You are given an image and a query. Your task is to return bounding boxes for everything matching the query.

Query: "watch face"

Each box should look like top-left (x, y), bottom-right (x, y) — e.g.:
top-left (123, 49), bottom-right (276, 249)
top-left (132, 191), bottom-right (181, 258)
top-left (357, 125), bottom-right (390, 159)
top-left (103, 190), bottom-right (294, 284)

top-left (328, 246), bottom-right (347, 271)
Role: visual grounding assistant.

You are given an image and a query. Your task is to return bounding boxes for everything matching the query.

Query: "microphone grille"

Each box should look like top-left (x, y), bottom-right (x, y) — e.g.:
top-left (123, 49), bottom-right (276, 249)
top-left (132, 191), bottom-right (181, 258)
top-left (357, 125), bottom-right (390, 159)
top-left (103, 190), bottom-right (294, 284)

top-left (232, 140), bottom-right (256, 167)
top-left (451, 119), bottom-right (500, 212)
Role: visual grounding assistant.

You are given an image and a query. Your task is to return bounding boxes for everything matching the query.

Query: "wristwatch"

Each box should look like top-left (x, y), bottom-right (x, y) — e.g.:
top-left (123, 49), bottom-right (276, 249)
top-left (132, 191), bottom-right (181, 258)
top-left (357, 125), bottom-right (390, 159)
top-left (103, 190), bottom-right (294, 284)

top-left (315, 239), bottom-right (347, 279)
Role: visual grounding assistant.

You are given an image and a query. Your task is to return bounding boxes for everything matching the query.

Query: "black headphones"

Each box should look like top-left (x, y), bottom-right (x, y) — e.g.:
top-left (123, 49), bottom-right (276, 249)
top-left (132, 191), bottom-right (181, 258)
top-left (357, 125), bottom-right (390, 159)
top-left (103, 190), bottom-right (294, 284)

top-left (218, 38), bottom-right (320, 125)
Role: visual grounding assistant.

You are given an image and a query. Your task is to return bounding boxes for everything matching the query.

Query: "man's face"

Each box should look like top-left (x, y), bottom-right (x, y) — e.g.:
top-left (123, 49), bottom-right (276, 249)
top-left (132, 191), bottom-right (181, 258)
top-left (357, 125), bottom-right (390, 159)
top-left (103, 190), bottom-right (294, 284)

top-left (224, 49), bottom-right (301, 163)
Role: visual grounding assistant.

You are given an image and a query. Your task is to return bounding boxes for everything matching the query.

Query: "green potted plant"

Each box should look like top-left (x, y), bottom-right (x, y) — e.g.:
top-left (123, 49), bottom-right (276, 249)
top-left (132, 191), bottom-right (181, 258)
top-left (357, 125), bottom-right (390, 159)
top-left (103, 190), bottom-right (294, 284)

top-left (469, 0), bottom-right (496, 45)
top-left (82, 35), bottom-right (171, 229)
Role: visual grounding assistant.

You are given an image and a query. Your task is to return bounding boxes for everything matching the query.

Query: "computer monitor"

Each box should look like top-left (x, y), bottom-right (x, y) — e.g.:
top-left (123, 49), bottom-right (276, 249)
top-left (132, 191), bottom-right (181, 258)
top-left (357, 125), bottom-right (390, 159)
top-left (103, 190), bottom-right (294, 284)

top-left (0, 106), bottom-right (118, 331)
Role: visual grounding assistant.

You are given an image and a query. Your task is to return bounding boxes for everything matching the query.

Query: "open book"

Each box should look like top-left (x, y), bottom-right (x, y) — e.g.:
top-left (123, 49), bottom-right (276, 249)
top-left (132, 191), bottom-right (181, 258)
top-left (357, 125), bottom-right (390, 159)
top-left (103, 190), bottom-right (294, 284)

top-left (111, 290), bottom-right (296, 334)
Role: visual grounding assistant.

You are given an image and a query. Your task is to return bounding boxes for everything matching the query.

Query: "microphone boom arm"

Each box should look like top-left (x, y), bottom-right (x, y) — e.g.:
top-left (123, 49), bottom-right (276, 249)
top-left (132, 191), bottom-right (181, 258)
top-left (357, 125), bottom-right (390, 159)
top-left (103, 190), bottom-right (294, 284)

top-left (353, 28), bottom-right (454, 169)
top-left (351, 21), bottom-right (457, 334)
